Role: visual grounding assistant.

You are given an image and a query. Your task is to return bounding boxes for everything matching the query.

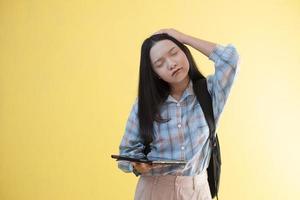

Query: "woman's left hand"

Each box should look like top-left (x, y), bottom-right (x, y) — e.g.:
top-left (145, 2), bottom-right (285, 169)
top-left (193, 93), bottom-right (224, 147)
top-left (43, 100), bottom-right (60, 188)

top-left (151, 28), bottom-right (187, 44)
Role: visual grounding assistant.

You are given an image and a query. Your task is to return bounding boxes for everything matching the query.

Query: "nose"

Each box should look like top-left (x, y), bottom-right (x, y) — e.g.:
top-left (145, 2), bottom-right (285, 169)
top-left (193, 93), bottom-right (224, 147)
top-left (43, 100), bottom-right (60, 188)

top-left (166, 58), bottom-right (177, 70)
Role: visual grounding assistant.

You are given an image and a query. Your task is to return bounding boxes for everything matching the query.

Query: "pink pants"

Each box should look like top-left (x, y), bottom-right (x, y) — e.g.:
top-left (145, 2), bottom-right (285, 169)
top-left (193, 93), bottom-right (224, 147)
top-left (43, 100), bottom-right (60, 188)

top-left (134, 170), bottom-right (212, 200)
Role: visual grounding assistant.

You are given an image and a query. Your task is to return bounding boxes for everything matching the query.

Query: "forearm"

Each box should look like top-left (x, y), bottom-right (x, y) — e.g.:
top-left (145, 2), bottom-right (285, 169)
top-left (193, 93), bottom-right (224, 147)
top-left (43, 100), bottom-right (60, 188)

top-left (182, 34), bottom-right (217, 57)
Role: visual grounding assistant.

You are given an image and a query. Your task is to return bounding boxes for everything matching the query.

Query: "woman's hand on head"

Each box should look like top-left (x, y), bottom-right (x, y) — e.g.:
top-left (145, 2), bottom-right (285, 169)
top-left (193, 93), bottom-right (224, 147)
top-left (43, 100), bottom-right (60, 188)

top-left (151, 28), bottom-right (187, 44)
top-left (131, 162), bottom-right (165, 174)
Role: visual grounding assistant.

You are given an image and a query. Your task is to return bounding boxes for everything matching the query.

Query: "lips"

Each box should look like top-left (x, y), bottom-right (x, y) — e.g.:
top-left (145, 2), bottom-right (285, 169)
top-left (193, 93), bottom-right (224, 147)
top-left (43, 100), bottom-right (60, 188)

top-left (172, 67), bottom-right (182, 76)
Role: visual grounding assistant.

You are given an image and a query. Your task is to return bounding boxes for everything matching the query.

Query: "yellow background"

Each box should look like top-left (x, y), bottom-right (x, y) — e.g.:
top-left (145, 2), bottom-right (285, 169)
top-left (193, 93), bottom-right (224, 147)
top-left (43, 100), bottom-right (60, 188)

top-left (1, 0), bottom-right (300, 199)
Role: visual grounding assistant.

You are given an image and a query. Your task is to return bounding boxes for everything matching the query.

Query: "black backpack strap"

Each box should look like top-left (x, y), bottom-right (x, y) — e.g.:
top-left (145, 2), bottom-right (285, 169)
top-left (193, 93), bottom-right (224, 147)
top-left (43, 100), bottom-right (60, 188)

top-left (193, 78), bottom-right (216, 140)
top-left (193, 78), bottom-right (220, 200)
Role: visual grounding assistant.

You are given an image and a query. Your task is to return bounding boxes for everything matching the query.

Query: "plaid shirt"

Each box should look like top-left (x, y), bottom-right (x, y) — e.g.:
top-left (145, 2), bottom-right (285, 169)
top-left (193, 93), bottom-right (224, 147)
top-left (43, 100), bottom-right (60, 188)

top-left (118, 43), bottom-right (240, 176)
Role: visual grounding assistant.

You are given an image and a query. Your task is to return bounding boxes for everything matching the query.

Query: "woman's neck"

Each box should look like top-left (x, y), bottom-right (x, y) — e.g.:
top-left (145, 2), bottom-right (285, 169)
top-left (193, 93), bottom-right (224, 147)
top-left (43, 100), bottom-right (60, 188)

top-left (170, 76), bottom-right (190, 100)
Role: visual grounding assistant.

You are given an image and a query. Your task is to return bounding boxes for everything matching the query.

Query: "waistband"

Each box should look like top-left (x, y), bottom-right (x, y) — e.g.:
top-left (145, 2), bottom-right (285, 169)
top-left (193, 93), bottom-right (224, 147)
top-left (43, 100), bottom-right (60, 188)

top-left (140, 169), bottom-right (208, 190)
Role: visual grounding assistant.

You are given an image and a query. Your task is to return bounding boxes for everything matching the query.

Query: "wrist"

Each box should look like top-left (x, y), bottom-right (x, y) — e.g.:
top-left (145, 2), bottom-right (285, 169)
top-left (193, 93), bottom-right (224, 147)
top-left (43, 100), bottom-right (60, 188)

top-left (132, 165), bottom-right (141, 176)
top-left (181, 33), bottom-right (192, 45)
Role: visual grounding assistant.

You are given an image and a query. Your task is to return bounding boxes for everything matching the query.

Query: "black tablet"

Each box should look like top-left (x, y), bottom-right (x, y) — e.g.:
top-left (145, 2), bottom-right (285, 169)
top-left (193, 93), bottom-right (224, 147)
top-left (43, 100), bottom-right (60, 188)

top-left (111, 154), bottom-right (187, 165)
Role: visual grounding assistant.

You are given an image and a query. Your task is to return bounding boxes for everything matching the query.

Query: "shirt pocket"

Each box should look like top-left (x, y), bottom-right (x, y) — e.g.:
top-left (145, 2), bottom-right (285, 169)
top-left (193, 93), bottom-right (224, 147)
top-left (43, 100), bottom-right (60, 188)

top-left (153, 119), bottom-right (179, 155)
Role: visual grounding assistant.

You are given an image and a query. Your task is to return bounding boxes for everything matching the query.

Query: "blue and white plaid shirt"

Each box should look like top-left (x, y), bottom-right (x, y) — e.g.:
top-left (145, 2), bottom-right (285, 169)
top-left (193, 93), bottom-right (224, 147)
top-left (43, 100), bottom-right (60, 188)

top-left (118, 43), bottom-right (240, 176)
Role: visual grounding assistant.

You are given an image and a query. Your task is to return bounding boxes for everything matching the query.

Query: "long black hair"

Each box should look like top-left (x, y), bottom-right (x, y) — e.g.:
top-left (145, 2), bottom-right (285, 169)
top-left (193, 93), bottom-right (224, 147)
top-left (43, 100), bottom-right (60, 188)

top-left (138, 33), bottom-right (206, 154)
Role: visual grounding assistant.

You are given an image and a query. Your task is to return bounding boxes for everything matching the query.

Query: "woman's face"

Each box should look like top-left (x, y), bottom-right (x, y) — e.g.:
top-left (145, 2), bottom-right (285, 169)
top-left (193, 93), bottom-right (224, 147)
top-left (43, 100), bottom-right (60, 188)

top-left (149, 39), bottom-right (190, 84)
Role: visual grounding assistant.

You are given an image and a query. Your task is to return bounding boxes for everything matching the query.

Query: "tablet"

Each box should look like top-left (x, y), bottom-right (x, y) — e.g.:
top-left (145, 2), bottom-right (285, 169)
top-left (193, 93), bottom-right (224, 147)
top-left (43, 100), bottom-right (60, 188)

top-left (111, 154), bottom-right (187, 165)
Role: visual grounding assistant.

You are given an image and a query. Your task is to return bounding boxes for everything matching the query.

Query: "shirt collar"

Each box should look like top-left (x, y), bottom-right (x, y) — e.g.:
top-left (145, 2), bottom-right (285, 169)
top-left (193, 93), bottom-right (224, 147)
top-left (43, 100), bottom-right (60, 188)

top-left (166, 79), bottom-right (194, 103)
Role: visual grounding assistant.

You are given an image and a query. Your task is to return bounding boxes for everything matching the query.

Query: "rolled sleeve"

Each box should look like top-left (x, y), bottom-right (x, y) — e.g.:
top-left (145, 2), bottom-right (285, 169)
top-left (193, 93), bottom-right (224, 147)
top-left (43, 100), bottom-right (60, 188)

top-left (118, 160), bottom-right (134, 173)
top-left (117, 99), bottom-right (145, 176)
top-left (206, 43), bottom-right (240, 126)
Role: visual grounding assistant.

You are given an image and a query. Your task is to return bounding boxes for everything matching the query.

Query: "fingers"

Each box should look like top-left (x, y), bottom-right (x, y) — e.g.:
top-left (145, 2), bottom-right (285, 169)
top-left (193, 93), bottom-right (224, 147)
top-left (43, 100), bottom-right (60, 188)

top-left (150, 28), bottom-right (183, 42)
top-left (132, 162), bottom-right (151, 169)
top-left (150, 164), bottom-right (164, 169)
top-left (154, 30), bottom-right (164, 34)
top-left (131, 162), bottom-right (168, 174)
top-left (151, 31), bottom-right (162, 37)
top-left (133, 162), bottom-right (168, 168)
top-left (151, 29), bottom-right (169, 37)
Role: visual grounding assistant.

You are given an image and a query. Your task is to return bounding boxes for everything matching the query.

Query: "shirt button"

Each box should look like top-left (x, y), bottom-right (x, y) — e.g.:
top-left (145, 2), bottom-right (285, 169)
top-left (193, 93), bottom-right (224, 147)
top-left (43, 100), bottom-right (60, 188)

top-left (177, 123), bottom-right (182, 128)
top-left (177, 103), bottom-right (180, 107)
top-left (181, 146), bottom-right (185, 150)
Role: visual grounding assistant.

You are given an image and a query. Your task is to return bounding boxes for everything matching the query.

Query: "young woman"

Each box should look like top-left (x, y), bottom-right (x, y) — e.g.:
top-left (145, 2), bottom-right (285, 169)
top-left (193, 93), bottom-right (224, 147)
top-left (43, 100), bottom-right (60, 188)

top-left (117, 28), bottom-right (240, 200)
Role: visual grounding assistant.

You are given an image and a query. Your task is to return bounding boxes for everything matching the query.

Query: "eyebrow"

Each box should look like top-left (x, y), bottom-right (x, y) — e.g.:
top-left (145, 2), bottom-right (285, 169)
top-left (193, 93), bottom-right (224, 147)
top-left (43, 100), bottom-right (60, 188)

top-left (153, 46), bottom-right (177, 64)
